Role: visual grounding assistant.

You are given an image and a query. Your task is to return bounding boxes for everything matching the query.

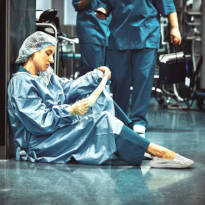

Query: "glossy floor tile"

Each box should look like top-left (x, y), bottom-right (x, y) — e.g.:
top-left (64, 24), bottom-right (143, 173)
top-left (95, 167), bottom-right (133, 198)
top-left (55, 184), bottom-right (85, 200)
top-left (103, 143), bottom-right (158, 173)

top-left (1, 99), bottom-right (205, 205)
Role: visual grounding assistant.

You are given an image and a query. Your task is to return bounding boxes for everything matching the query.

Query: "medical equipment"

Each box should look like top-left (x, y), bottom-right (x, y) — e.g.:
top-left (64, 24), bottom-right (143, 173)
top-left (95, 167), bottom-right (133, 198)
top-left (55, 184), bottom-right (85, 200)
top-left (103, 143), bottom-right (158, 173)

top-left (152, 0), bottom-right (205, 110)
top-left (36, 9), bottom-right (79, 78)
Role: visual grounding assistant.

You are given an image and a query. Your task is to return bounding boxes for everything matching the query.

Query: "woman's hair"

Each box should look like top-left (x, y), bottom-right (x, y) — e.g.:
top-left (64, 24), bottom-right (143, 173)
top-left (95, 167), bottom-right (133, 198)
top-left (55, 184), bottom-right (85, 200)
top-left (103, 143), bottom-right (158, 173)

top-left (15, 31), bottom-right (57, 65)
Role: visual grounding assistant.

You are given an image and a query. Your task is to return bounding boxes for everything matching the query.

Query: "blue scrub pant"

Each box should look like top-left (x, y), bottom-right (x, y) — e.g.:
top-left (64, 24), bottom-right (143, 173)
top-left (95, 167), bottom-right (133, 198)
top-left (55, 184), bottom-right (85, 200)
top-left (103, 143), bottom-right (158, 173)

top-left (80, 43), bottom-right (106, 75)
top-left (106, 48), bottom-right (157, 128)
top-left (116, 125), bottom-right (150, 165)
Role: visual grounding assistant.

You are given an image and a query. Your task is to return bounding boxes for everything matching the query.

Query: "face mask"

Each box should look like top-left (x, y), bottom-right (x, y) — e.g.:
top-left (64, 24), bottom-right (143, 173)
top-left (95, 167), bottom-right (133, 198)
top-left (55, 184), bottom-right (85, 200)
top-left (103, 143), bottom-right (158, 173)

top-left (38, 66), bottom-right (54, 85)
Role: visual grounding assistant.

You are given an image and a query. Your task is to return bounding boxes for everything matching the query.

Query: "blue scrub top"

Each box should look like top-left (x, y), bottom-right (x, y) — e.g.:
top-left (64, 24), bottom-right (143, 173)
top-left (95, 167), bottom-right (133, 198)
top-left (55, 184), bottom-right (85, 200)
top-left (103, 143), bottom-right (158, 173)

top-left (73, 0), bottom-right (110, 46)
top-left (100, 0), bottom-right (176, 50)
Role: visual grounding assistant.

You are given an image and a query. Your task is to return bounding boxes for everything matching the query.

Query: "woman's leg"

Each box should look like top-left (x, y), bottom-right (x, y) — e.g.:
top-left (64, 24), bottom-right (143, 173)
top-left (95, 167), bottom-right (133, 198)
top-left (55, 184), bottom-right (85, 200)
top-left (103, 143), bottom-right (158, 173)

top-left (147, 143), bottom-right (176, 160)
top-left (115, 125), bottom-right (194, 168)
top-left (115, 125), bottom-right (150, 165)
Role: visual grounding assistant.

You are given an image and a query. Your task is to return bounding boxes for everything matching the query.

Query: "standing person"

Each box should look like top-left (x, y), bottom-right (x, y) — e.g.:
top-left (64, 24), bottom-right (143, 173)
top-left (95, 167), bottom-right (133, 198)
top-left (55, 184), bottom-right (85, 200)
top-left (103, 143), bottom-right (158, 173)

top-left (7, 31), bottom-right (194, 168)
top-left (95, 0), bottom-right (182, 137)
top-left (72, 0), bottom-right (110, 75)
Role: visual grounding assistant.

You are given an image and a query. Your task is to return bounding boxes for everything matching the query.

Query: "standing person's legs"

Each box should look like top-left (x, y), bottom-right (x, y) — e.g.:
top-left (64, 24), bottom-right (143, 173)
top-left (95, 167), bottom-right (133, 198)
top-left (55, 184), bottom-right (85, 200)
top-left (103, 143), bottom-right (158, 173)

top-left (106, 49), bottom-right (132, 114)
top-left (80, 43), bottom-right (106, 75)
top-left (130, 48), bottom-right (157, 135)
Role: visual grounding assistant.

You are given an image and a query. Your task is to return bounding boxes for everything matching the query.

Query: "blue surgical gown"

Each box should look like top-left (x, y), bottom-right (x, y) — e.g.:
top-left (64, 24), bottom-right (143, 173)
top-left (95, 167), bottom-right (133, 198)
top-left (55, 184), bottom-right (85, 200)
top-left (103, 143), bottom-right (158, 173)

top-left (8, 66), bottom-right (123, 164)
top-left (100, 0), bottom-right (176, 50)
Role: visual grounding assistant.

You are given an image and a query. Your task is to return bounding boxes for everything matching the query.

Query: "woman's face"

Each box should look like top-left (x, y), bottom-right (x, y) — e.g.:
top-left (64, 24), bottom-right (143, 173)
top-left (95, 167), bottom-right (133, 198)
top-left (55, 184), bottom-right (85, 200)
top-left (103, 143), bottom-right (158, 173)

top-left (32, 45), bottom-right (55, 73)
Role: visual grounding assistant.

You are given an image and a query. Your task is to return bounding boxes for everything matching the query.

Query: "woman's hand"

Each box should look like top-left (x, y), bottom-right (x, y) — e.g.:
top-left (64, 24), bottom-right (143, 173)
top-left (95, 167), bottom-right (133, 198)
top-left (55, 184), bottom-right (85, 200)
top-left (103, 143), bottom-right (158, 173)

top-left (98, 66), bottom-right (111, 80)
top-left (68, 98), bottom-right (89, 115)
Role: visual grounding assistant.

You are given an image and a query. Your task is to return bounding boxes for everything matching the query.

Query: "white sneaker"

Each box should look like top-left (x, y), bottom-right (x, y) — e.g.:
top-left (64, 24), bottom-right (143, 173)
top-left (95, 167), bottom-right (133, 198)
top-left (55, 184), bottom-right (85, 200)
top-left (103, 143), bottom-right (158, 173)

top-left (133, 125), bottom-right (146, 138)
top-left (133, 125), bottom-right (146, 134)
top-left (144, 152), bottom-right (153, 160)
top-left (150, 153), bottom-right (194, 169)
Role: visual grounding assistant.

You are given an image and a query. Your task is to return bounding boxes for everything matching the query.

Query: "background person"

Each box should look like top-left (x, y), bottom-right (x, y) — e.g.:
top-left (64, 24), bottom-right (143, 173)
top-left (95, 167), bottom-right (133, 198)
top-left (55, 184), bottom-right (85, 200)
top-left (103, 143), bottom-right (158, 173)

top-left (95, 0), bottom-right (182, 138)
top-left (72, 0), bottom-right (110, 75)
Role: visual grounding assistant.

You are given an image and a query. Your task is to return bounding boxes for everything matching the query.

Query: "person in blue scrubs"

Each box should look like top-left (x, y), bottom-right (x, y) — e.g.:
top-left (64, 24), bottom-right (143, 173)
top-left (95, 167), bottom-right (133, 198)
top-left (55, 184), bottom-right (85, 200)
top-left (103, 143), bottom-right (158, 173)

top-left (72, 0), bottom-right (110, 75)
top-left (95, 0), bottom-right (182, 137)
top-left (7, 31), bottom-right (194, 168)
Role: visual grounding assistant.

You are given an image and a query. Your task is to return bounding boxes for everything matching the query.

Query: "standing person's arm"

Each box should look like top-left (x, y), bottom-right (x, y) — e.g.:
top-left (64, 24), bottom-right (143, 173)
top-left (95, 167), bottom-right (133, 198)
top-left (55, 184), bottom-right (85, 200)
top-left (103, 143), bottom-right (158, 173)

top-left (95, 7), bottom-right (108, 19)
top-left (95, 0), bottom-right (111, 19)
top-left (72, 0), bottom-right (92, 11)
top-left (168, 12), bottom-right (181, 45)
top-left (153, 0), bottom-right (181, 45)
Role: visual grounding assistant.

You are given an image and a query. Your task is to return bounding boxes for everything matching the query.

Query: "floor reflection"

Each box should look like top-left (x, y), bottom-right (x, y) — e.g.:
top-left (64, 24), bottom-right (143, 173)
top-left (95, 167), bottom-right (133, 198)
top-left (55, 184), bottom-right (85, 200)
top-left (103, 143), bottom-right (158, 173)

top-left (0, 159), bottom-right (199, 205)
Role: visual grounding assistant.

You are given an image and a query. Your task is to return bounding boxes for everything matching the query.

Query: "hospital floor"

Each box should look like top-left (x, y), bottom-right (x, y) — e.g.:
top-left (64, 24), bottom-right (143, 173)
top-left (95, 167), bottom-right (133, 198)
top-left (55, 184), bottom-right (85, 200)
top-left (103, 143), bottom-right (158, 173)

top-left (1, 98), bottom-right (205, 205)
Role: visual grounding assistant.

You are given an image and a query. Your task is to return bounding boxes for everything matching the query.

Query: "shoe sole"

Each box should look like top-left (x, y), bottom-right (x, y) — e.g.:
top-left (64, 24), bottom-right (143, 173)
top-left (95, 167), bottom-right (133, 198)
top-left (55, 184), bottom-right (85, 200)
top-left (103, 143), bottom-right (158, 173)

top-left (150, 159), bottom-right (194, 169)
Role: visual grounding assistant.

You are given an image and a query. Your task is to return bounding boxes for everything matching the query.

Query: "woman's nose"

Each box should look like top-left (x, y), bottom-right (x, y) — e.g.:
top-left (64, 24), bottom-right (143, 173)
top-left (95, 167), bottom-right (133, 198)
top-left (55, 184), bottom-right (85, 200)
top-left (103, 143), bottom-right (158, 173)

top-left (49, 55), bottom-right (54, 63)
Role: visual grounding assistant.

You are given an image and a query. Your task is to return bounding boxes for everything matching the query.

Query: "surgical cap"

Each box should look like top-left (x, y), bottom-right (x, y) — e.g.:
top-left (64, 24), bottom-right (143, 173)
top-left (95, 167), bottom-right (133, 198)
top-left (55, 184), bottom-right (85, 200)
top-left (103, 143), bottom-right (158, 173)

top-left (15, 31), bottom-right (57, 64)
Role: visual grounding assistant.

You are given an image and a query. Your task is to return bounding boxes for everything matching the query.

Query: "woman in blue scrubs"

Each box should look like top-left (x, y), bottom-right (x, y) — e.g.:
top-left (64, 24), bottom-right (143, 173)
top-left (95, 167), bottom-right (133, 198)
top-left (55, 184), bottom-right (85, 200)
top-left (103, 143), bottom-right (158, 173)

top-left (96, 0), bottom-right (182, 137)
top-left (72, 0), bottom-right (110, 75)
top-left (7, 31), bottom-right (193, 168)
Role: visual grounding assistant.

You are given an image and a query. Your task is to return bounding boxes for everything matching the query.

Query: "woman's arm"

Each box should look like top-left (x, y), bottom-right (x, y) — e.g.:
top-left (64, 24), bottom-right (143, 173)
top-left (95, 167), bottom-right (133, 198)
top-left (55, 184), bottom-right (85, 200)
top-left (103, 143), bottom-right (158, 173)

top-left (58, 69), bottom-right (106, 103)
top-left (8, 76), bottom-right (79, 136)
top-left (87, 66), bottom-right (111, 106)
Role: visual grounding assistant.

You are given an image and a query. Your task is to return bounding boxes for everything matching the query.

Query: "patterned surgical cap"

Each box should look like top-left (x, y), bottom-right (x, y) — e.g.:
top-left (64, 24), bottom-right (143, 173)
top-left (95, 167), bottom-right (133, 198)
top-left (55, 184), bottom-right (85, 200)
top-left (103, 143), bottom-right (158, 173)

top-left (15, 31), bottom-right (57, 64)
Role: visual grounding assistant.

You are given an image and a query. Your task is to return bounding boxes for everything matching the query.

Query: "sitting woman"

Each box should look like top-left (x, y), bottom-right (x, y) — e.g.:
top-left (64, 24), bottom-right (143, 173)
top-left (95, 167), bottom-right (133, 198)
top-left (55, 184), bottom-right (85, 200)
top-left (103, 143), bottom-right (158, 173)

top-left (8, 31), bottom-right (194, 168)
